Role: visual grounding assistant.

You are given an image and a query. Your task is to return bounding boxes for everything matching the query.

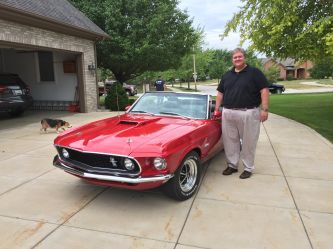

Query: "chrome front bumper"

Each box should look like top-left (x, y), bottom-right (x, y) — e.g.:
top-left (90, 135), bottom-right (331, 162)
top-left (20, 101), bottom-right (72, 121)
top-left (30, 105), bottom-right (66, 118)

top-left (53, 155), bottom-right (174, 184)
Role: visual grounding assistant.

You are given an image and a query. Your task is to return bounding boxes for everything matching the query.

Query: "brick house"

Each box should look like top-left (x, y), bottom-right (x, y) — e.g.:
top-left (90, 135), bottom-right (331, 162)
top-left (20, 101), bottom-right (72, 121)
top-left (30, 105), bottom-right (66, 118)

top-left (0, 0), bottom-right (109, 112)
top-left (262, 58), bottom-right (313, 80)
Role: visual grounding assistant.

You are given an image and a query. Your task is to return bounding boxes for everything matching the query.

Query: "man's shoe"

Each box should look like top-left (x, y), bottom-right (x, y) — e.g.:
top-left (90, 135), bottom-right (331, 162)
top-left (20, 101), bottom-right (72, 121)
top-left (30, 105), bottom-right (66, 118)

top-left (222, 167), bottom-right (238, 175)
top-left (239, 171), bottom-right (252, 179)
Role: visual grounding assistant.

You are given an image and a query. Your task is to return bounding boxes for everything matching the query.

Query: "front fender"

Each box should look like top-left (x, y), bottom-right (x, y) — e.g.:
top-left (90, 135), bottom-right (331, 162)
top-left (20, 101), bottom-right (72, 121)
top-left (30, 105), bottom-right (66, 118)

top-left (162, 137), bottom-right (204, 174)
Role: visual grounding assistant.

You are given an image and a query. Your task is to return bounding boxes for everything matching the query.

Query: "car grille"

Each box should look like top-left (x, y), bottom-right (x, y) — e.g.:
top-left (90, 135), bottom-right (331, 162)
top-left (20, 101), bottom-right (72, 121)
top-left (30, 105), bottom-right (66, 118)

top-left (55, 146), bottom-right (140, 175)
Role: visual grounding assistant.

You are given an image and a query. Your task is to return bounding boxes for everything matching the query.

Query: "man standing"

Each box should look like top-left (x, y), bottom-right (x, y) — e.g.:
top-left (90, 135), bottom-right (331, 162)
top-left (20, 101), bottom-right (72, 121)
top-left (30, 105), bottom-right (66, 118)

top-left (214, 48), bottom-right (269, 179)
top-left (154, 76), bottom-right (165, 91)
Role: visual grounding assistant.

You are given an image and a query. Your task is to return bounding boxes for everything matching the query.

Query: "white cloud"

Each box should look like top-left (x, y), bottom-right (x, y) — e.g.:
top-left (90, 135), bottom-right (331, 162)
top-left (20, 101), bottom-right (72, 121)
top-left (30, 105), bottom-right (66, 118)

top-left (178, 0), bottom-right (248, 50)
top-left (205, 31), bottom-right (247, 50)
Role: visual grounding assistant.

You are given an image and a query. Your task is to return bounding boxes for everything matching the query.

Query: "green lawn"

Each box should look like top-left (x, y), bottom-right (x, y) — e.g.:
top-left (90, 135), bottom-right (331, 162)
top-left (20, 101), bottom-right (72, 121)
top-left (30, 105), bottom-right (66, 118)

top-left (317, 79), bottom-right (333, 85)
top-left (269, 93), bottom-right (333, 143)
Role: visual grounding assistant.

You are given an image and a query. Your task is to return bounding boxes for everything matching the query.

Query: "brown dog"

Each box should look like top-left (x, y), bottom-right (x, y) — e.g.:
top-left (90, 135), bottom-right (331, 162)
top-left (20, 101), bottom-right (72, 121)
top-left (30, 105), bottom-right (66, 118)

top-left (40, 118), bottom-right (72, 133)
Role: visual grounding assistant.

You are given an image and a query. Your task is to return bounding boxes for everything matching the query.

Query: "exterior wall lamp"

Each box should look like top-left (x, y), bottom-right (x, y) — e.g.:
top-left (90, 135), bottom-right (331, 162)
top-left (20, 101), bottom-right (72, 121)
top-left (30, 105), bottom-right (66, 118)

top-left (88, 62), bottom-right (96, 72)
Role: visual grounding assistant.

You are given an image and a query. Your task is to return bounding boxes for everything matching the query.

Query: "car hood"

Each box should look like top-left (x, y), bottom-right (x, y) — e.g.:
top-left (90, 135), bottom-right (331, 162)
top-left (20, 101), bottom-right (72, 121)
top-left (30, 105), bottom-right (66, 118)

top-left (54, 114), bottom-right (201, 156)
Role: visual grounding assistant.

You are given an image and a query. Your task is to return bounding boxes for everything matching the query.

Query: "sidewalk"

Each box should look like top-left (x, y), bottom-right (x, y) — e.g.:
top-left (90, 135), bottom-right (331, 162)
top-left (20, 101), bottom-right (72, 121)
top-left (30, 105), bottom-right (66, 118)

top-left (284, 82), bottom-right (333, 94)
top-left (0, 111), bottom-right (332, 249)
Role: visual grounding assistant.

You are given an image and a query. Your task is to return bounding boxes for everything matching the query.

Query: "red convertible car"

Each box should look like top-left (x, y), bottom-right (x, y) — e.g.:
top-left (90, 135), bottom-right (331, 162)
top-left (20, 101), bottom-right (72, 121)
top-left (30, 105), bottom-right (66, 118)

top-left (53, 92), bottom-right (223, 200)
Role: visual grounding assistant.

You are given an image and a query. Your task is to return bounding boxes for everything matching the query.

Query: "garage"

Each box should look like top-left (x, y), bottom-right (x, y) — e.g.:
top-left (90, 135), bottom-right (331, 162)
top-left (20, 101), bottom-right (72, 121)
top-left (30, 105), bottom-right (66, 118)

top-left (0, 0), bottom-right (109, 114)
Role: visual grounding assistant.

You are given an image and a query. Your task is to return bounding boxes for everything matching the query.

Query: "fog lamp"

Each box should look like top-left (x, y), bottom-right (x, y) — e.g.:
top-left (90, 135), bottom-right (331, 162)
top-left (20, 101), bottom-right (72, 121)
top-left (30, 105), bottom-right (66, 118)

top-left (153, 157), bottom-right (167, 170)
top-left (62, 148), bottom-right (69, 158)
top-left (124, 158), bottom-right (135, 170)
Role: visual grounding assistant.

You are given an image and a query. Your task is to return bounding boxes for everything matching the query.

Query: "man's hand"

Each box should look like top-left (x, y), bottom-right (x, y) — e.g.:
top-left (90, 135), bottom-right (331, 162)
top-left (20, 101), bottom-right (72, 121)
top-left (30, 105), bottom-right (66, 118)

top-left (260, 88), bottom-right (269, 122)
top-left (260, 110), bottom-right (268, 122)
top-left (213, 111), bottom-right (222, 120)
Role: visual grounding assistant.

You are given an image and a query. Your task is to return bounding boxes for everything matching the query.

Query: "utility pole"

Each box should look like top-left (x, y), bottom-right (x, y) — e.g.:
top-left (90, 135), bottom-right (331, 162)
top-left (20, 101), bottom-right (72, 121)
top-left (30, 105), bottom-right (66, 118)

top-left (193, 47), bottom-right (197, 91)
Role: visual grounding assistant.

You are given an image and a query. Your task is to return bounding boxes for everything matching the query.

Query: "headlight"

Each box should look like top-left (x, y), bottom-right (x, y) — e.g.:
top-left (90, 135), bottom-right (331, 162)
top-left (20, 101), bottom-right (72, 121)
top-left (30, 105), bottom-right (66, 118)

top-left (124, 158), bottom-right (135, 170)
top-left (153, 157), bottom-right (167, 170)
top-left (62, 148), bottom-right (69, 158)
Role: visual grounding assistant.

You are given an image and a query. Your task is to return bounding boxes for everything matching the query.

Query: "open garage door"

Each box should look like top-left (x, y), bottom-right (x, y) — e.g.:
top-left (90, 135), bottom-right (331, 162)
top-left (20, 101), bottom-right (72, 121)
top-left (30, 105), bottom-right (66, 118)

top-left (0, 43), bottom-right (85, 114)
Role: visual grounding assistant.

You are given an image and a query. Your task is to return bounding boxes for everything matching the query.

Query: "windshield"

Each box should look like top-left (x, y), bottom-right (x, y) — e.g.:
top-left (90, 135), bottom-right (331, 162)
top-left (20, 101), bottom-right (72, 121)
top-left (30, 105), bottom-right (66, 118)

top-left (129, 92), bottom-right (209, 119)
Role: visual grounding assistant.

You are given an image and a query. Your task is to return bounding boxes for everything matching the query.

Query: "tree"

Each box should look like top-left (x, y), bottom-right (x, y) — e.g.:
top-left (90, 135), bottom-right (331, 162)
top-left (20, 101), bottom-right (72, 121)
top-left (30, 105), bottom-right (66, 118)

top-left (152, 48), bottom-right (263, 85)
top-left (172, 46), bottom-right (206, 83)
top-left (206, 49), bottom-right (262, 80)
top-left (71, 0), bottom-right (199, 82)
top-left (310, 56), bottom-right (333, 79)
top-left (206, 49), bottom-right (232, 80)
top-left (97, 68), bottom-right (113, 82)
top-left (221, 0), bottom-right (333, 60)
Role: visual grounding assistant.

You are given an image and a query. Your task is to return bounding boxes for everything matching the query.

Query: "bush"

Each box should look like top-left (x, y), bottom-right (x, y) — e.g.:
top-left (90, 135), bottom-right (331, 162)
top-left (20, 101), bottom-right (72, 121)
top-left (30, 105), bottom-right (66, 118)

top-left (310, 56), bottom-right (333, 79)
top-left (104, 83), bottom-right (129, 111)
top-left (264, 66), bottom-right (280, 84)
top-left (99, 95), bottom-right (105, 106)
top-left (286, 75), bottom-right (296, 81)
top-left (128, 98), bottom-right (136, 105)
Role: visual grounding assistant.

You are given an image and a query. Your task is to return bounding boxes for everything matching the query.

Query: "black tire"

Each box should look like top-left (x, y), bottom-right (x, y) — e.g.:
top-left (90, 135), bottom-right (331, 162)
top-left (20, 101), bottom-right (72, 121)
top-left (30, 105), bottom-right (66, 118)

top-left (9, 108), bottom-right (24, 117)
top-left (163, 151), bottom-right (201, 201)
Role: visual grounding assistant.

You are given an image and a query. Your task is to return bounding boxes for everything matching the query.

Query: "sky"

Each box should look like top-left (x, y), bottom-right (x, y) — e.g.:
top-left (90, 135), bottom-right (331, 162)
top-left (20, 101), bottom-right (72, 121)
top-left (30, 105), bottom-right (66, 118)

top-left (178, 0), bottom-right (248, 50)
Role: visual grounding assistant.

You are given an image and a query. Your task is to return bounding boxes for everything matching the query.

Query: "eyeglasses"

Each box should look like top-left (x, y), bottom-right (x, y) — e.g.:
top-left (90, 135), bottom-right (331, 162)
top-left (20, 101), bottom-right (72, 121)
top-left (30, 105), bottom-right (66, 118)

top-left (232, 56), bottom-right (244, 60)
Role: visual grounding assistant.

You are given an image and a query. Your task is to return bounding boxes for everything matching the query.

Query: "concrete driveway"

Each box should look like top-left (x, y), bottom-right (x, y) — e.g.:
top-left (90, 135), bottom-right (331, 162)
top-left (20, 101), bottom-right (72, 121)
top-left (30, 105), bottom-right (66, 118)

top-left (0, 111), bottom-right (332, 249)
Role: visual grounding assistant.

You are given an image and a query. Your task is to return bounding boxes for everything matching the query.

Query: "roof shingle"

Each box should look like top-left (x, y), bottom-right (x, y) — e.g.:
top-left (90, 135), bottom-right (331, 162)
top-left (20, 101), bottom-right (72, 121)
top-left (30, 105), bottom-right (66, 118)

top-left (0, 0), bottom-right (108, 38)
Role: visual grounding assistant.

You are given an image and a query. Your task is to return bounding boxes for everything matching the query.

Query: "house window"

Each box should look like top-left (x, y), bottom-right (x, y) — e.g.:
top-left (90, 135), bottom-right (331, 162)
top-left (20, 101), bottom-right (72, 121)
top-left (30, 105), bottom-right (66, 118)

top-left (38, 51), bottom-right (55, 81)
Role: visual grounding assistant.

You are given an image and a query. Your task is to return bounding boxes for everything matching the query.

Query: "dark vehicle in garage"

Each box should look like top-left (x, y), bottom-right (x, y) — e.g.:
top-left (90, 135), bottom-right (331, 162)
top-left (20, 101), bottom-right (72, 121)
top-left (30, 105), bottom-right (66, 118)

top-left (269, 83), bottom-right (285, 94)
top-left (0, 73), bottom-right (33, 116)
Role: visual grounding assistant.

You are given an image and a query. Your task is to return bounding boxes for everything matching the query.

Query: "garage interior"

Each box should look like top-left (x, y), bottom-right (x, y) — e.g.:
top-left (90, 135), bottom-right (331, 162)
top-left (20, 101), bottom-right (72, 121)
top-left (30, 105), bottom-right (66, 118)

top-left (0, 44), bottom-right (84, 113)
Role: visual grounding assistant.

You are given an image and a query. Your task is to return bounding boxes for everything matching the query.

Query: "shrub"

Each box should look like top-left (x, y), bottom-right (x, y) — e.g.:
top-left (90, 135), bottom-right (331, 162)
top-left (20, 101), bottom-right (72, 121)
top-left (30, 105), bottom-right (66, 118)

top-left (286, 75), bottom-right (296, 81)
top-left (99, 95), bottom-right (105, 106)
top-left (310, 56), bottom-right (333, 79)
top-left (264, 66), bottom-right (280, 84)
top-left (128, 98), bottom-right (136, 105)
top-left (104, 83), bottom-right (129, 111)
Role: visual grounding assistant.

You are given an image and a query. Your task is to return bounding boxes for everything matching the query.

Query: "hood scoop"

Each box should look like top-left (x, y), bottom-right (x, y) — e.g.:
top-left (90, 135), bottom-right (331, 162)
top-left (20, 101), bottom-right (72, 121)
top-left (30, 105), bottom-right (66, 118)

top-left (118, 116), bottom-right (162, 127)
top-left (119, 120), bottom-right (139, 125)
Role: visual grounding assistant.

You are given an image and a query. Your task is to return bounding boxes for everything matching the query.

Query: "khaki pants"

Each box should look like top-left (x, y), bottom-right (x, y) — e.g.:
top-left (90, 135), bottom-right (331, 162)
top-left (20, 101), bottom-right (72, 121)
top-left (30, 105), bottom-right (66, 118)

top-left (222, 107), bottom-right (261, 172)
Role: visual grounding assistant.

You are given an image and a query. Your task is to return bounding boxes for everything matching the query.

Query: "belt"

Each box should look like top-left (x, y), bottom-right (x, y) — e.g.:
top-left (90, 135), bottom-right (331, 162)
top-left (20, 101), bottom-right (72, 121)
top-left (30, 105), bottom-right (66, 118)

top-left (224, 106), bottom-right (258, 111)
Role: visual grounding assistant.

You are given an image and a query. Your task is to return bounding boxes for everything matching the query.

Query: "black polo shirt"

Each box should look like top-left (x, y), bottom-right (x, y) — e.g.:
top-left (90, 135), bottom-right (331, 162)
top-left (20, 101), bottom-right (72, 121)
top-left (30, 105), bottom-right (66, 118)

top-left (217, 65), bottom-right (269, 108)
top-left (155, 79), bottom-right (165, 91)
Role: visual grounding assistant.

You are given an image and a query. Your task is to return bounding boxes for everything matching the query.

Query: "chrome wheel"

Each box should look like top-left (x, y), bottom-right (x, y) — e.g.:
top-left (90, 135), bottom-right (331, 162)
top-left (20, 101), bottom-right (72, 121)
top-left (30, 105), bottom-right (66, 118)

top-left (163, 151), bottom-right (201, 201)
top-left (179, 158), bottom-right (198, 192)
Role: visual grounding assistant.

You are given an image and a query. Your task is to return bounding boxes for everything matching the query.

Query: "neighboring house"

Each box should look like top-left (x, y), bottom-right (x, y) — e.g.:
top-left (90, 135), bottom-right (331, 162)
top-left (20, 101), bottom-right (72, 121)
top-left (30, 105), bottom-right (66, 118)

top-left (0, 0), bottom-right (109, 112)
top-left (262, 58), bottom-right (313, 80)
